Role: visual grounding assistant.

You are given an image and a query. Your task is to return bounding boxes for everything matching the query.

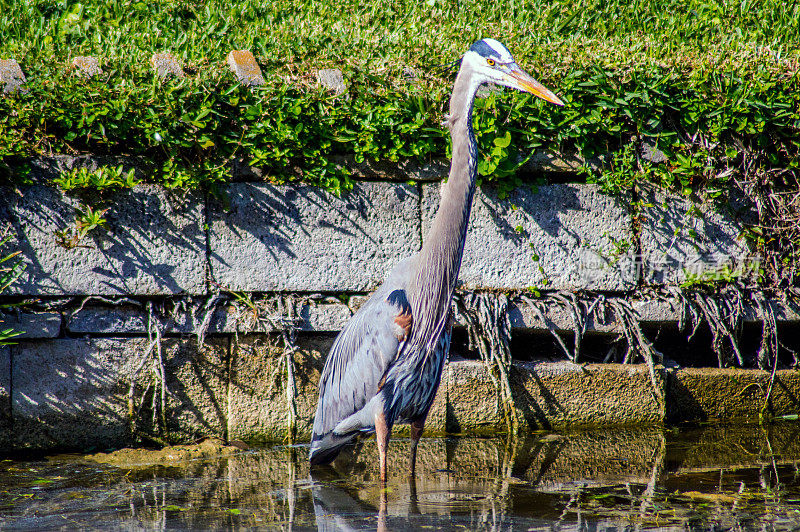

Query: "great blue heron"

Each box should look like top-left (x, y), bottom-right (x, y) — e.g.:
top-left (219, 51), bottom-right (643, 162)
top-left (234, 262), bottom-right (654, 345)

top-left (309, 38), bottom-right (564, 481)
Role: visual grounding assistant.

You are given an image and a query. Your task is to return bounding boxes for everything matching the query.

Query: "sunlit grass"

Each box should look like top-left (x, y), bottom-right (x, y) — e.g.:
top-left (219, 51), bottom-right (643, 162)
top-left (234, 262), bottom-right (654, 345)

top-left (2, 0), bottom-right (798, 83)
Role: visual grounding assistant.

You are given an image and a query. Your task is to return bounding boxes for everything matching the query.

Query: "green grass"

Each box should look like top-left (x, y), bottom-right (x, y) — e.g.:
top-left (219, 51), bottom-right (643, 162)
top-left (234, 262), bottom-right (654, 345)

top-left (2, 0), bottom-right (799, 77)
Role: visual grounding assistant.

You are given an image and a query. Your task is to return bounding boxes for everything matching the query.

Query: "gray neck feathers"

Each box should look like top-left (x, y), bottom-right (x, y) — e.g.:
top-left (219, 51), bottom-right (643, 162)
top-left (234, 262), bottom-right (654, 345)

top-left (407, 61), bottom-right (480, 357)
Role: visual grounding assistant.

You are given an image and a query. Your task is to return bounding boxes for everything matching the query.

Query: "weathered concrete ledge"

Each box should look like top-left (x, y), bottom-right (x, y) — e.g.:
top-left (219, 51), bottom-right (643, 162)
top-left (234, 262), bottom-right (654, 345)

top-left (4, 293), bottom-right (797, 342)
top-left (1, 180), bottom-right (754, 296)
top-left (2, 331), bottom-right (799, 451)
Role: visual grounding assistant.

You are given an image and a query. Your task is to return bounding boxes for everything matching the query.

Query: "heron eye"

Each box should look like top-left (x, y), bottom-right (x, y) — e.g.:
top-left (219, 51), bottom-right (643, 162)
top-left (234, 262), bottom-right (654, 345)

top-left (486, 58), bottom-right (495, 66)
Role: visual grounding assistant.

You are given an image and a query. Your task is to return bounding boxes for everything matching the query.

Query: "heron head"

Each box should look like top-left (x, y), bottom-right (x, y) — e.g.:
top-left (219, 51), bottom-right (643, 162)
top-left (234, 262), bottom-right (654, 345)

top-left (463, 38), bottom-right (564, 106)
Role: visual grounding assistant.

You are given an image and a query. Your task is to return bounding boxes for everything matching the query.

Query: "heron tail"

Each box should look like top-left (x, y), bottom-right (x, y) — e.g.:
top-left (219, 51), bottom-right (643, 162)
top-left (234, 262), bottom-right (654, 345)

top-left (309, 430), bottom-right (361, 465)
top-left (310, 395), bottom-right (383, 465)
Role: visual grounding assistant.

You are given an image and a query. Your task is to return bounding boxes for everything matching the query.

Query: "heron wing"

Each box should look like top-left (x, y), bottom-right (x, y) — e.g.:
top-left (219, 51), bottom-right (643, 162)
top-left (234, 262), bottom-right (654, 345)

top-left (312, 285), bottom-right (412, 442)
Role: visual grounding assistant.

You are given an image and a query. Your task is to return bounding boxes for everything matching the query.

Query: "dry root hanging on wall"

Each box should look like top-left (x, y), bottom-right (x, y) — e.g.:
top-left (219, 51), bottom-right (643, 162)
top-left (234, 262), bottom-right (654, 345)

top-left (670, 286), bottom-right (745, 368)
top-left (454, 291), bottom-right (518, 434)
top-left (226, 293), bottom-right (303, 443)
top-left (517, 291), bottom-right (664, 404)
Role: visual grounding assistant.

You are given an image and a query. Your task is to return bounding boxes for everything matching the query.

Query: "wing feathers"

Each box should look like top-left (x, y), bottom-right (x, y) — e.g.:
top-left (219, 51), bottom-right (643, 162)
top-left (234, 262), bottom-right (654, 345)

top-left (310, 282), bottom-right (413, 464)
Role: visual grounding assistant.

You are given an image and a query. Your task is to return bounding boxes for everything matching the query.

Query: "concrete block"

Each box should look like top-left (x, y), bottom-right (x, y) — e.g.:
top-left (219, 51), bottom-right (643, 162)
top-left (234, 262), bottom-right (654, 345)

top-left (348, 295), bottom-right (370, 313)
top-left (210, 293), bottom-right (797, 339)
top-left (641, 140), bottom-right (667, 164)
top-left (0, 311), bottom-right (61, 338)
top-left (226, 50), bottom-right (264, 86)
top-left (11, 338), bottom-right (149, 450)
top-left (211, 301), bottom-right (352, 333)
top-left (66, 307), bottom-right (147, 334)
top-left (422, 183), bottom-right (636, 291)
top-left (443, 360), bottom-right (664, 432)
top-left (0, 184), bottom-right (206, 295)
top-left (161, 338), bottom-right (228, 440)
top-left (300, 302), bottom-right (352, 331)
top-left (667, 367), bottom-right (800, 422)
top-left (0, 59), bottom-right (26, 94)
top-left (9, 337), bottom-right (228, 451)
top-left (227, 336), bottom-right (327, 441)
top-left (71, 56), bottom-right (102, 78)
top-left (485, 296), bottom-right (798, 336)
top-left (64, 299), bottom-right (354, 337)
top-left (209, 182), bottom-right (420, 292)
top-left (631, 298), bottom-right (682, 323)
top-left (151, 52), bottom-right (184, 78)
top-left (317, 68), bottom-right (346, 95)
top-left (640, 186), bottom-right (753, 285)
top-left (66, 303), bottom-right (199, 335)
top-left (507, 299), bottom-right (619, 333)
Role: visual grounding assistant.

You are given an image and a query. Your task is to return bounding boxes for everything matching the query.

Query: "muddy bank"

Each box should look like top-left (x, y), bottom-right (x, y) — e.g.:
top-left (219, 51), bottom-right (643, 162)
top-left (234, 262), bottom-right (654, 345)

top-left (87, 438), bottom-right (247, 468)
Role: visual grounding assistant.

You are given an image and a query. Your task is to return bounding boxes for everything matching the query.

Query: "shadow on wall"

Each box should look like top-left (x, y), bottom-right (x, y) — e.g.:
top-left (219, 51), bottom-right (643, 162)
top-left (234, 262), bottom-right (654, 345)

top-left (0, 181), bottom-right (408, 297)
top-left (0, 185), bottom-right (206, 295)
top-left (207, 182), bottom-right (421, 292)
top-left (422, 182), bottom-right (637, 290)
top-left (639, 185), bottom-right (751, 284)
top-left (208, 183), bottom-right (376, 264)
top-left (226, 334), bottom-right (329, 442)
top-left (7, 337), bottom-right (228, 451)
top-left (479, 184), bottom-right (584, 242)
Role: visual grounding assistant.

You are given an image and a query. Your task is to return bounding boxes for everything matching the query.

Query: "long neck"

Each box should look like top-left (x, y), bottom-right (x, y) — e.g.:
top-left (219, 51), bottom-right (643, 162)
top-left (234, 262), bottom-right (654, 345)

top-left (408, 62), bottom-right (480, 349)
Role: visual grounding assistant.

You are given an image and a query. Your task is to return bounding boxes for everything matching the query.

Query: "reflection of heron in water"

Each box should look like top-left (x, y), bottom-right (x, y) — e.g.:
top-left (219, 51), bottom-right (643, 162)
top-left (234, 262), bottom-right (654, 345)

top-left (309, 38), bottom-right (564, 482)
top-left (311, 471), bottom-right (420, 532)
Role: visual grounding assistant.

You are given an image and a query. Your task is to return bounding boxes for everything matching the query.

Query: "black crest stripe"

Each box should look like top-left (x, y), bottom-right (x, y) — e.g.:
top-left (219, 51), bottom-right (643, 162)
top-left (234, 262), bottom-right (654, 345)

top-left (468, 40), bottom-right (498, 59)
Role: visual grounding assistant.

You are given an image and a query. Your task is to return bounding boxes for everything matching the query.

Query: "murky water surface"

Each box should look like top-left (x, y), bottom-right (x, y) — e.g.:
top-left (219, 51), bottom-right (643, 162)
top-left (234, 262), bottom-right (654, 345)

top-left (2, 423), bottom-right (800, 530)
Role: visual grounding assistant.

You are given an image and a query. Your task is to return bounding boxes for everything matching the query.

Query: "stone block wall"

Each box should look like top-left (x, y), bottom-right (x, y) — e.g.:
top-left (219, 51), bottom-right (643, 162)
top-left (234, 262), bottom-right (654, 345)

top-left (2, 179), bottom-right (758, 296)
top-left (1, 172), bottom-right (798, 451)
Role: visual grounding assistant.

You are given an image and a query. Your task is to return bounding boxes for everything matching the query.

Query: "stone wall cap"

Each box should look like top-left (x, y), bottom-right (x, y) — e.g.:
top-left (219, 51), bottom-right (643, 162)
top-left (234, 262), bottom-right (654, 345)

top-left (151, 52), bottom-right (185, 79)
top-left (0, 59), bottom-right (26, 94)
top-left (317, 68), bottom-right (346, 95)
top-left (71, 56), bottom-right (102, 79)
top-left (227, 50), bottom-right (265, 86)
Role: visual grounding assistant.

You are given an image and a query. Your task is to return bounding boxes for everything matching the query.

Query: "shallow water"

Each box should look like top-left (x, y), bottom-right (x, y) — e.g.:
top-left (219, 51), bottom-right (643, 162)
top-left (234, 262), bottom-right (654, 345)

top-left (2, 423), bottom-right (800, 531)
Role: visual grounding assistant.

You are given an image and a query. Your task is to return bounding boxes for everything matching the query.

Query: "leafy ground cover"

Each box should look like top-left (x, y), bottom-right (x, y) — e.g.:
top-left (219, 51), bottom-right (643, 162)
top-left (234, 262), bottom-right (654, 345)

top-left (1, 0), bottom-right (798, 186)
top-left (1, 0), bottom-right (799, 280)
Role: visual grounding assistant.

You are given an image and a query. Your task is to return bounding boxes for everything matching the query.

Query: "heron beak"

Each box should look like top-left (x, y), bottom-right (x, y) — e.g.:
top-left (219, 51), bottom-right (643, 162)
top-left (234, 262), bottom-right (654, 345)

top-left (505, 67), bottom-right (564, 106)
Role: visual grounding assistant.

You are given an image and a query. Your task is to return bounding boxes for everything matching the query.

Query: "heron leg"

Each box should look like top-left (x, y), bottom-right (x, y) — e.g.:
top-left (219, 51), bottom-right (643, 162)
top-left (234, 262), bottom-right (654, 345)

top-left (409, 417), bottom-right (425, 477)
top-left (375, 409), bottom-right (391, 482)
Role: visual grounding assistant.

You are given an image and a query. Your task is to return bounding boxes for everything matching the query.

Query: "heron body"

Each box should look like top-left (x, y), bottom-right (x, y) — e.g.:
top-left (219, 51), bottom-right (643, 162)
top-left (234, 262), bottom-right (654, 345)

top-left (309, 39), bottom-right (563, 480)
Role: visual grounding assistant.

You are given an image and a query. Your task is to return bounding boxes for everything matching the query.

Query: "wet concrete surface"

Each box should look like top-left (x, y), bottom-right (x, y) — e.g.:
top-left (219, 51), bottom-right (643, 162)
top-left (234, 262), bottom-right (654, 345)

top-left (1, 422), bottom-right (799, 530)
